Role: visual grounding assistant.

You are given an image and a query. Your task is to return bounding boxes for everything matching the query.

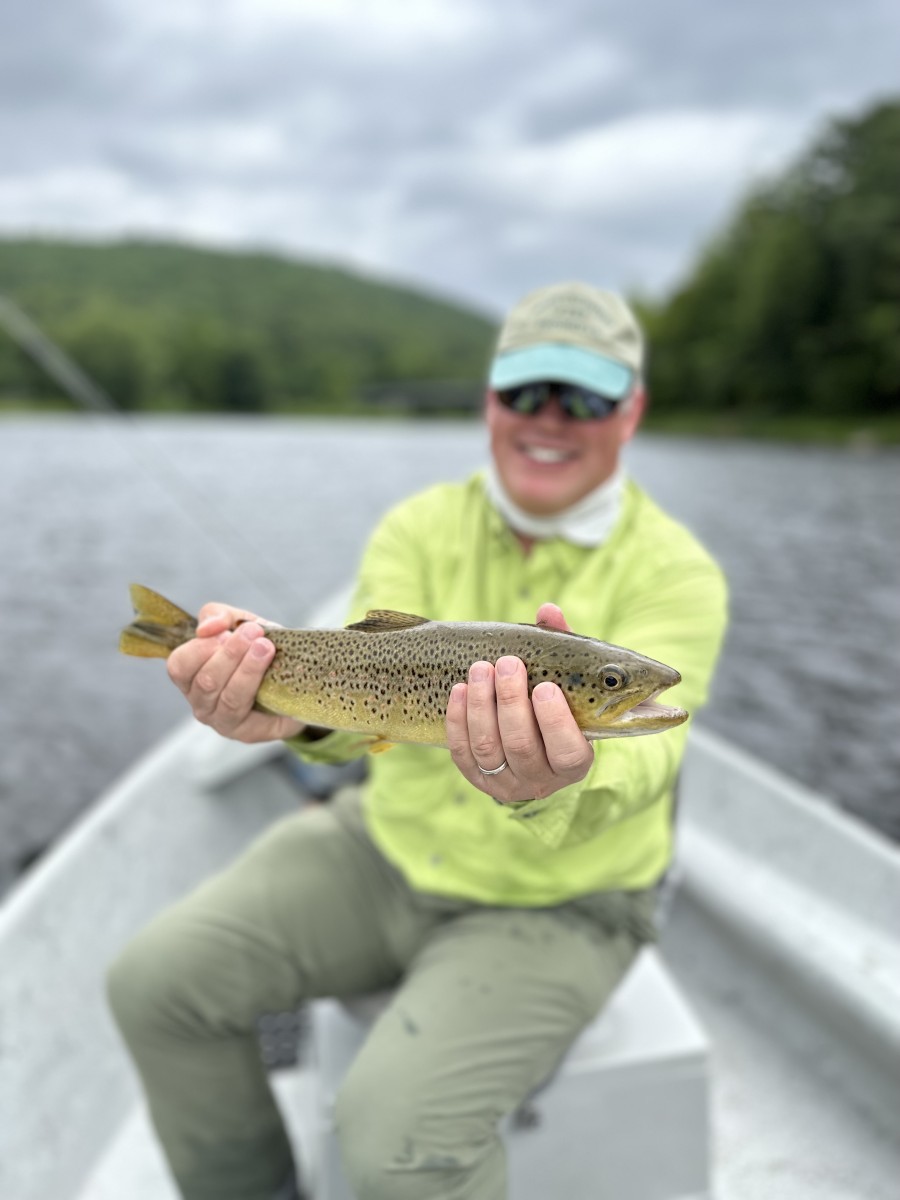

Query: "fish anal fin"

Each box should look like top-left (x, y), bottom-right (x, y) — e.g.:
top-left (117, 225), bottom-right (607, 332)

top-left (346, 610), bottom-right (431, 632)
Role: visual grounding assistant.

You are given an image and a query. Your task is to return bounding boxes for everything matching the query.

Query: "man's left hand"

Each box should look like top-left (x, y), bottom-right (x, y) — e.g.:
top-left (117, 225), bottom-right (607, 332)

top-left (445, 603), bottom-right (595, 805)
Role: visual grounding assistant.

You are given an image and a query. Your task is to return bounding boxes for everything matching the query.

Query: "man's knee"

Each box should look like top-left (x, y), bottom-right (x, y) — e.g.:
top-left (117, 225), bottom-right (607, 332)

top-left (106, 912), bottom-right (201, 1045)
top-left (335, 1061), bottom-right (499, 1200)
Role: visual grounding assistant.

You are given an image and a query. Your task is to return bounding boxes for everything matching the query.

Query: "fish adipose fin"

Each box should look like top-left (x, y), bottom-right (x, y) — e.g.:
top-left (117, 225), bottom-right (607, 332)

top-left (119, 584), bottom-right (198, 658)
top-left (346, 610), bottom-right (431, 632)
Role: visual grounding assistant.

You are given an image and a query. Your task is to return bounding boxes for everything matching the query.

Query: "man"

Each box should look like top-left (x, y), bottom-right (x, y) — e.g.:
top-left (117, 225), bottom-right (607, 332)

top-left (108, 282), bottom-right (728, 1200)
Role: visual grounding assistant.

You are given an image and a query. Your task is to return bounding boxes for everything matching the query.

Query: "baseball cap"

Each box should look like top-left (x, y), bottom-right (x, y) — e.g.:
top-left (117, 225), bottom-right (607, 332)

top-left (489, 282), bottom-right (644, 400)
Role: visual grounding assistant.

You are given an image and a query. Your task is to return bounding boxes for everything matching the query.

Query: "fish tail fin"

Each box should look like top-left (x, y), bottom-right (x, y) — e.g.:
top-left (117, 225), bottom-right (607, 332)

top-left (119, 584), bottom-right (198, 658)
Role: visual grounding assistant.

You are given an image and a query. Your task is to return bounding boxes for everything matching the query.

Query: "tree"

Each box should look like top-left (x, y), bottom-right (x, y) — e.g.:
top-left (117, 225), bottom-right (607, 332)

top-left (56, 297), bottom-right (149, 410)
top-left (646, 100), bottom-right (900, 421)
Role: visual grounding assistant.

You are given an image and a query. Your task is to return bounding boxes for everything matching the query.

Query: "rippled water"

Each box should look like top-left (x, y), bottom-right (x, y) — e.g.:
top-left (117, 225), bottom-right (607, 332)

top-left (2, 415), bottom-right (898, 895)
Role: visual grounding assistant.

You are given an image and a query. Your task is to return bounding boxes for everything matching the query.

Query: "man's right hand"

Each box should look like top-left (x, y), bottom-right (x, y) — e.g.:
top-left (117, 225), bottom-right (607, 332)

top-left (167, 602), bottom-right (304, 744)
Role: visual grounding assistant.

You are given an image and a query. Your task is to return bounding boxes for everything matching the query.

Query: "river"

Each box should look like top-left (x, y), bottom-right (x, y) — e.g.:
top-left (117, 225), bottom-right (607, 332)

top-left (2, 415), bottom-right (898, 895)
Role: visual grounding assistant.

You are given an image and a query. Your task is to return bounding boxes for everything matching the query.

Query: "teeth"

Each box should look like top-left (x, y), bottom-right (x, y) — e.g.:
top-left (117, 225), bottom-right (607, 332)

top-left (523, 446), bottom-right (571, 463)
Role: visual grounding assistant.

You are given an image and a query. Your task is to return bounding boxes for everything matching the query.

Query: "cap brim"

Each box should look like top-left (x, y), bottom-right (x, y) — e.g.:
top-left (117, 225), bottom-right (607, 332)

top-left (489, 343), bottom-right (633, 399)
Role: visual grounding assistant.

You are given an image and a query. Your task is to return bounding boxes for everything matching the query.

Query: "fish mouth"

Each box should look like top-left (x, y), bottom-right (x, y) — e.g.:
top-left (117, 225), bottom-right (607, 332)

top-left (588, 688), bottom-right (688, 739)
top-left (620, 695), bottom-right (688, 725)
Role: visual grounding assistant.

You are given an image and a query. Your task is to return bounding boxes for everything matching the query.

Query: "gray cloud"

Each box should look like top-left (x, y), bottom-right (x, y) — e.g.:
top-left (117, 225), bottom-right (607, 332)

top-left (0, 0), bottom-right (898, 311)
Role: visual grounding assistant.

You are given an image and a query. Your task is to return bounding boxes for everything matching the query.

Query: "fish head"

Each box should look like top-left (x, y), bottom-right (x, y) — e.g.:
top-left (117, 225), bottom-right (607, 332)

top-left (563, 640), bottom-right (688, 739)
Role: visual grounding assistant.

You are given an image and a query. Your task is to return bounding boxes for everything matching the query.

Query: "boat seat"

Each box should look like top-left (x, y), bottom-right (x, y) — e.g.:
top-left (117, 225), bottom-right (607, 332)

top-left (306, 947), bottom-right (710, 1200)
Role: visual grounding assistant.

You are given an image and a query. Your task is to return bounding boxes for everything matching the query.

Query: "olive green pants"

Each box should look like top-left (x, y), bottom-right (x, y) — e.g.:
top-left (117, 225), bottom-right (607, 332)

top-left (107, 791), bottom-right (655, 1200)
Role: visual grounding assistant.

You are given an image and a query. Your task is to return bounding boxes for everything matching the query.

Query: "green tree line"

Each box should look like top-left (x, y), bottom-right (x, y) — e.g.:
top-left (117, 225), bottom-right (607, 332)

top-left (641, 100), bottom-right (900, 426)
top-left (1, 99), bottom-right (898, 428)
top-left (0, 241), bottom-right (497, 413)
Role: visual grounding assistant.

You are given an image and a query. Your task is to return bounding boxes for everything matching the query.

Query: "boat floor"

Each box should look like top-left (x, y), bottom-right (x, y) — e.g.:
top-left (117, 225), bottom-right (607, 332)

top-left (74, 891), bottom-right (900, 1200)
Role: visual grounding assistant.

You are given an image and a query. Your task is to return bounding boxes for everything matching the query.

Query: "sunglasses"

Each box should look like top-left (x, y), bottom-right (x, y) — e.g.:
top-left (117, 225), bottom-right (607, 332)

top-left (495, 381), bottom-right (621, 421)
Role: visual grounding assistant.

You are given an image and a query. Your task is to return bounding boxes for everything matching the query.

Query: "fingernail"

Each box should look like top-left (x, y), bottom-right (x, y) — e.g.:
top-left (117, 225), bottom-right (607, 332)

top-left (239, 621), bottom-right (261, 640)
top-left (469, 663), bottom-right (490, 683)
top-left (250, 639), bottom-right (272, 659)
top-left (496, 657), bottom-right (518, 677)
top-left (198, 614), bottom-right (222, 631)
top-left (533, 682), bottom-right (556, 702)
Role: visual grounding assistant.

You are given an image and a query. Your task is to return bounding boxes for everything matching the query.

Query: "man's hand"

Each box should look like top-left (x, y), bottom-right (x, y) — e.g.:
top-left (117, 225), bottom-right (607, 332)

top-left (445, 603), bottom-right (595, 804)
top-left (167, 602), bottom-right (303, 744)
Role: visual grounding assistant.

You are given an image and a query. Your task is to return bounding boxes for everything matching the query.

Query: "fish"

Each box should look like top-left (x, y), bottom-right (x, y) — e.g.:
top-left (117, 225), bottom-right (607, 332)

top-left (119, 584), bottom-right (688, 748)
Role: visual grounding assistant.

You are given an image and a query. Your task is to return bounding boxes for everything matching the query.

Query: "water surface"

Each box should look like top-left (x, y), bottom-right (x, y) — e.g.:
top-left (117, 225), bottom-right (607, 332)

top-left (2, 416), bottom-right (897, 894)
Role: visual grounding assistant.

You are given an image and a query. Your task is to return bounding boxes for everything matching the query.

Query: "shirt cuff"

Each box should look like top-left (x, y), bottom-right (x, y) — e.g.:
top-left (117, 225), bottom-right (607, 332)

top-left (504, 786), bottom-right (583, 848)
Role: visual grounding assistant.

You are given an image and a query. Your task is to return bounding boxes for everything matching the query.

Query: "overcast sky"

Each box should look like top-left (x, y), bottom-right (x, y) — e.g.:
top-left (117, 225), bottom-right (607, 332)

top-left (1, 0), bottom-right (898, 314)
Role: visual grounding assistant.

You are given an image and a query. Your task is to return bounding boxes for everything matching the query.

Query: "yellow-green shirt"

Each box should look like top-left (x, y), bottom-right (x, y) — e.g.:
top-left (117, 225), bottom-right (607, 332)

top-left (291, 473), bottom-right (728, 906)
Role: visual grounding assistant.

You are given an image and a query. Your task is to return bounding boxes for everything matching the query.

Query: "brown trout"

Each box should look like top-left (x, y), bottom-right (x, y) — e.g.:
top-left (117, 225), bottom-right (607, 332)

top-left (120, 584), bottom-right (688, 747)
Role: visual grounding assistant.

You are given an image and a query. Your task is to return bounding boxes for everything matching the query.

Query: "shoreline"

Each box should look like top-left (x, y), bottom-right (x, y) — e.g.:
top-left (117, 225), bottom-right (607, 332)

top-left (2, 397), bottom-right (899, 447)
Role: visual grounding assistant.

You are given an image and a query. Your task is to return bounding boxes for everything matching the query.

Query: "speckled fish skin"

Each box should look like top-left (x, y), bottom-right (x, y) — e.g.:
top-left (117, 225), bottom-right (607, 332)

top-left (120, 586), bottom-right (688, 746)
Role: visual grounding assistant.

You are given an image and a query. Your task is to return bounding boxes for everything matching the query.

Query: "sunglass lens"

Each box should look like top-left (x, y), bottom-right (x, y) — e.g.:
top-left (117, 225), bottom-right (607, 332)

top-left (561, 386), bottom-right (618, 420)
top-left (498, 383), bottom-right (619, 420)
top-left (502, 384), bottom-right (548, 414)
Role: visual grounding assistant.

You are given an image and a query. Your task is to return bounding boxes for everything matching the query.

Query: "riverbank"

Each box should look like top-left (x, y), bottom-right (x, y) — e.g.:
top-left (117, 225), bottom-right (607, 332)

top-left (3, 396), bottom-right (900, 445)
top-left (641, 411), bottom-right (900, 447)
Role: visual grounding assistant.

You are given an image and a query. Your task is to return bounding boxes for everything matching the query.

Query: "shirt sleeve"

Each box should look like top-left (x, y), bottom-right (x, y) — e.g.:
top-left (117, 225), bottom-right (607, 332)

top-left (506, 556), bottom-right (729, 850)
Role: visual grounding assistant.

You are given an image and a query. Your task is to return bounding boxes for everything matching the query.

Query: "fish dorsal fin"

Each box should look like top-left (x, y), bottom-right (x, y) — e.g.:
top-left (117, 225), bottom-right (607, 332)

top-left (346, 609), bottom-right (432, 632)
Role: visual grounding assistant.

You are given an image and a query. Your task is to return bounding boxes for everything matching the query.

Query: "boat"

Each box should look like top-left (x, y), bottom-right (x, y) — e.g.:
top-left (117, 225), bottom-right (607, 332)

top-left (2, 593), bottom-right (899, 1200)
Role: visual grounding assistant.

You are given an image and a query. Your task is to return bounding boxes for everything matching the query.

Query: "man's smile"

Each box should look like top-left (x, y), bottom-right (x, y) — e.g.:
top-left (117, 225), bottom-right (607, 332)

top-left (518, 442), bottom-right (578, 465)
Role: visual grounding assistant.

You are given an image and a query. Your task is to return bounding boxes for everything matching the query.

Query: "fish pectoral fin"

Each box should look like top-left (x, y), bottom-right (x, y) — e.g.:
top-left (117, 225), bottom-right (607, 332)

top-left (366, 737), bottom-right (396, 754)
top-left (346, 610), bottom-right (432, 632)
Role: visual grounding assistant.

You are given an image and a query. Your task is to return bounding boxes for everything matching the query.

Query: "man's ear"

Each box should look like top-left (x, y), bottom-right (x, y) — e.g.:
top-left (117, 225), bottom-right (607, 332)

top-left (620, 384), bottom-right (646, 441)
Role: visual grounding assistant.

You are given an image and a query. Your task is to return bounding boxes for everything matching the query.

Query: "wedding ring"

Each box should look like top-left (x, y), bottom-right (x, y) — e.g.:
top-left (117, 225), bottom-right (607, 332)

top-left (478, 759), bottom-right (508, 776)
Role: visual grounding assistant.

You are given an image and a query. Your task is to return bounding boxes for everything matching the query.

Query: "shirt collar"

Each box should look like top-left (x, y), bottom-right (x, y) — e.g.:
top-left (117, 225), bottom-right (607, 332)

top-left (481, 463), bottom-right (627, 548)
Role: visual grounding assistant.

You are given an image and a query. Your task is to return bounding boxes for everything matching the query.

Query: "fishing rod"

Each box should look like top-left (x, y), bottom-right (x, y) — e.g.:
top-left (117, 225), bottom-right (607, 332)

top-left (0, 293), bottom-right (305, 615)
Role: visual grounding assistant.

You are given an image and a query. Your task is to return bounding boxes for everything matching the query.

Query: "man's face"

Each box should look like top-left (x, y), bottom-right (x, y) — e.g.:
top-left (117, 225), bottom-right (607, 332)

top-left (486, 385), bottom-right (644, 515)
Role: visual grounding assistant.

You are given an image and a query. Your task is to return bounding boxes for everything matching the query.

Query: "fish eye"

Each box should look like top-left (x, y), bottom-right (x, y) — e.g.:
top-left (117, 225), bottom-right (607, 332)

top-left (602, 666), bottom-right (625, 689)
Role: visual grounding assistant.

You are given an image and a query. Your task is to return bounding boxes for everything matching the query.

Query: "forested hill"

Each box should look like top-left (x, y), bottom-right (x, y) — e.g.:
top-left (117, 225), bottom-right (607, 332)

top-left (2, 99), bottom-right (898, 432)
top-left (641, 100), bottom-right (900, 432)
top-left (0, 240), bottom-right (497, 413)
